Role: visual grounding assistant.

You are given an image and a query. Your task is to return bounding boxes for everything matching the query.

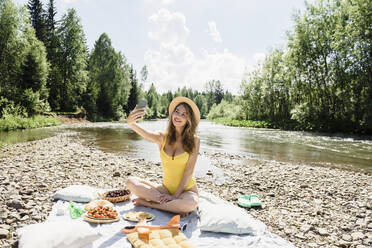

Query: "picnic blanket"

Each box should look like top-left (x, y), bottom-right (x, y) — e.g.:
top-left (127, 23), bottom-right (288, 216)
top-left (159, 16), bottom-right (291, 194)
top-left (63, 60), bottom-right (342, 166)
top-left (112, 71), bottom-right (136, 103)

top-left (46, 192), bottom-right (296, 248)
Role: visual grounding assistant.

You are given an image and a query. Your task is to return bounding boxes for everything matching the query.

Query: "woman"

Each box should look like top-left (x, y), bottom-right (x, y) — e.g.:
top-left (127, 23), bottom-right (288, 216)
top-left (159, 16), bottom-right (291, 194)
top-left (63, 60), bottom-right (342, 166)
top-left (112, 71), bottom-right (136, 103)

top-left (125, 97), bottom-right (200, 215)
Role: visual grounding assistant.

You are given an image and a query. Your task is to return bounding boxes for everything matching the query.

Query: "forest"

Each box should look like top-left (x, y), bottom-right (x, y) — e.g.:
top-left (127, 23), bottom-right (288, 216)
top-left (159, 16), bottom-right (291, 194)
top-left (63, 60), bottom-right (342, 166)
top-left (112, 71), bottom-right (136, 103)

top-left (0, 0), bottom-right (371, 134)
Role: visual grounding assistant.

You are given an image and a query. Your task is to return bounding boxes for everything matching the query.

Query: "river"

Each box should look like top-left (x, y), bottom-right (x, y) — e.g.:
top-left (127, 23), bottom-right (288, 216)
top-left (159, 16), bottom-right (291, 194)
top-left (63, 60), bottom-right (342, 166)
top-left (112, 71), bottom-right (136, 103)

top-left (1, 119), bottom-right (371, 173)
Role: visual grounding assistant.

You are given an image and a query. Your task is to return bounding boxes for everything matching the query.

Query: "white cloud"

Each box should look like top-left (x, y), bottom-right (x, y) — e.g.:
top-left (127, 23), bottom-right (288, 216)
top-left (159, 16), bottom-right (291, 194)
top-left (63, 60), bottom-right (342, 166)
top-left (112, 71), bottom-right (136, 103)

top-left (144, 0), bottom-right (175, 5)
top-left (161, 0), bottom-right (175, 4)
top-left (60, 0), bottom-right (86, 4)
top-left (144, 9), bottom-right (261, 95)
top-left (207, 21), bottom-right (222, 43)
top-left (148, 8), bottom-right (189, 44)
top-left (253, 52), bottom-right (266, 64)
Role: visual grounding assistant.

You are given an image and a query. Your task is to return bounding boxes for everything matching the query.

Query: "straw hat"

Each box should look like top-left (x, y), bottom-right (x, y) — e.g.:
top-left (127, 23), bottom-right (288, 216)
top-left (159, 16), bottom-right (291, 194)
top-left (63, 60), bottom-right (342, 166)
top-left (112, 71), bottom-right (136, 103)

top-left (169, 97), bottom-right (200, 125)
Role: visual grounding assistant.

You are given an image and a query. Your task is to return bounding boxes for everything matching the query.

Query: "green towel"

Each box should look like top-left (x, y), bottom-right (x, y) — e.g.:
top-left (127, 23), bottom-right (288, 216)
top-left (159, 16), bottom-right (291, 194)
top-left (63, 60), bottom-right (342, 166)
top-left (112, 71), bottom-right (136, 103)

top-left (69, 201), bottom-right (83, 218)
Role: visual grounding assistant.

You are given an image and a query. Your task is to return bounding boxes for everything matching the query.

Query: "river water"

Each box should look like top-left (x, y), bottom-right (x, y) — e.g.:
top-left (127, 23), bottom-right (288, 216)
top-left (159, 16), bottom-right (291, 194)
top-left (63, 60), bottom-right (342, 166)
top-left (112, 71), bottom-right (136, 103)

top-left (1, 120), bottom-right (371, 174)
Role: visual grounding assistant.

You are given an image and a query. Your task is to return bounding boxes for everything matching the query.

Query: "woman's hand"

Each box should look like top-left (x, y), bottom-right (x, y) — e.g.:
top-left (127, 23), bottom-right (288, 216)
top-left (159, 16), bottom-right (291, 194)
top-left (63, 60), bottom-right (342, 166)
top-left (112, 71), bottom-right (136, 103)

top-left (127, 106), bottom-right (145, 126)
top-left (159, 193), bottom-right (176, 204)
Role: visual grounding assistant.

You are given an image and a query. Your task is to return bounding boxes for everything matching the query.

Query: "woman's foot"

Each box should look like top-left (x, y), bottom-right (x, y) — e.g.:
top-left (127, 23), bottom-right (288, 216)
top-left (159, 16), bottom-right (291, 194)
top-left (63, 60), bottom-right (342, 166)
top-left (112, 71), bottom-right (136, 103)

top-left (132, 198), bottom-right (190, 217)
top-left (132, 197), bottom-right (153, 207)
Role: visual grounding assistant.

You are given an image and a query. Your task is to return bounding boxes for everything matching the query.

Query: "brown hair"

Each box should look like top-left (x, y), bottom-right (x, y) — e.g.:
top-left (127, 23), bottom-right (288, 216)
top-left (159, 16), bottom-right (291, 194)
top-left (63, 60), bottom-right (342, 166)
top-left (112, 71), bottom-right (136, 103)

top-left (166, 103), bottom-right (197, 153)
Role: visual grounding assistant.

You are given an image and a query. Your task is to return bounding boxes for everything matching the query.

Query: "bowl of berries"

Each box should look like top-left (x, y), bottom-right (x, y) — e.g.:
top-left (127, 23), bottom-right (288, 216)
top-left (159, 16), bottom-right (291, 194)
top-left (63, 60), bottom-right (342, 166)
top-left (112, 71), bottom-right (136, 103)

top-left (99, 189), bottom-right (131, 203)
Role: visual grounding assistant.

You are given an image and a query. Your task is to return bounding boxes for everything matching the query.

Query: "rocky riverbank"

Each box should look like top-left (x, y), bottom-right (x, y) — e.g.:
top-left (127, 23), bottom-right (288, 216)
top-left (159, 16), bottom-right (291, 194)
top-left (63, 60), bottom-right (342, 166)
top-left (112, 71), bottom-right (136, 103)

top-left (0, 131), bottom-right (371, 248)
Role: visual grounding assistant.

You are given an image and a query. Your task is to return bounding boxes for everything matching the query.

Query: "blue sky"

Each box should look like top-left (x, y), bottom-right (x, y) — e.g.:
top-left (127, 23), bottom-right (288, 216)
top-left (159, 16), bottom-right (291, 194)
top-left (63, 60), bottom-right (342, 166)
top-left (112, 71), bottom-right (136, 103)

top-left (14, 0), bottom-right (313, 94)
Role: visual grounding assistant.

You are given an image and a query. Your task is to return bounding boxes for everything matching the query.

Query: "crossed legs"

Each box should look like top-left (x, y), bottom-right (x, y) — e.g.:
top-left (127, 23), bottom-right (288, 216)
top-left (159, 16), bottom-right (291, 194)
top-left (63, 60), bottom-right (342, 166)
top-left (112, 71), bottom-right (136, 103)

top-left (125, 176), bottom-right (198, 215)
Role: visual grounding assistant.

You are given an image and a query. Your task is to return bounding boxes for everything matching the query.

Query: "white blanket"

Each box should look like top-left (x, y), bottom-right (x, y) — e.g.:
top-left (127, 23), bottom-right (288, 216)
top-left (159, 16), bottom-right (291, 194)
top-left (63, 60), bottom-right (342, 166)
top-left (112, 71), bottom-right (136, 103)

top-left (47, 193), bottom-right (295, 248)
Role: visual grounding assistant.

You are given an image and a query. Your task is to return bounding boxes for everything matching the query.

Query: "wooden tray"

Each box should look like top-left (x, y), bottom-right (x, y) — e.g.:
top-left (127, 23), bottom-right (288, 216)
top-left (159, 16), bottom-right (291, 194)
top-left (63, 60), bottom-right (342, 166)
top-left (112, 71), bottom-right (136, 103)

top-left (83, 214), bottom-right (120, 223)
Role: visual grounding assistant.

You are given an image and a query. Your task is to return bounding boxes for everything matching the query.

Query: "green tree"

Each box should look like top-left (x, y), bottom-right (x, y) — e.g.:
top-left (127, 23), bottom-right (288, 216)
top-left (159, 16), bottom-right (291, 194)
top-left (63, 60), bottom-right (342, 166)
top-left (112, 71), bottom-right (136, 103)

top-left (194, 94), bottom-right (208, 118)
top-left (204, 80), bottom-right (224, 111)
top-left (127, 65), bottom-right (138, 114)
top-left (0, 0), bottom-right (23, 99)
top-left (56, 8), bottom-right (88, 111)
top-left (86, 33), bottom-right (131, 121)
top-left (145, 83), bottom-right (159, 118)
top-left (0, 0), bottom-right (50, 116)
top-left (44, 0), bottom-right (61, 111)
top-left (240, 0), bottom-right (372, 133)
top-left (27, 0), bottom-right (47, 44)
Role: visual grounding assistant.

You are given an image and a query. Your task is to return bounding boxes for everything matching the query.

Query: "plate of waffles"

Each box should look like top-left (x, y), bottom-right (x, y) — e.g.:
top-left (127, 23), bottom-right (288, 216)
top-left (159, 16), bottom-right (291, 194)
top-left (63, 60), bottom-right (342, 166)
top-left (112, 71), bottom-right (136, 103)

top-left (123, 211), bottom-right (155, 222)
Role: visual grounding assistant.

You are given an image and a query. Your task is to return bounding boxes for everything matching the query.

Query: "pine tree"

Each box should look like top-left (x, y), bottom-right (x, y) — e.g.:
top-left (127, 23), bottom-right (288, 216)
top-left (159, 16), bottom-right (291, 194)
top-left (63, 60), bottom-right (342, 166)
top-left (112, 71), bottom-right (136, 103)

top-left (45, 0), bottom-right (58, 60)
top-left (56, 8), bottom-right (88, 111)
top-left (44, 0), bottom-right (61, 111)
top-left (127, 65), bottom-right (138, 114)
top-left (27, 0), bottom-right (47, 44)
top-left (46, 0), bottom-right (56, 32)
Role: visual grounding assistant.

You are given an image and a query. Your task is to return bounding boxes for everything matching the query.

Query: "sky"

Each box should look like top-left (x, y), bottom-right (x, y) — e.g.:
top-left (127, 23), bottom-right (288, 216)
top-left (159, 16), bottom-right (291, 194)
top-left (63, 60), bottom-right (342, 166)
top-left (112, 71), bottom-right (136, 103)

top-left (13, 0), bottom-right (314, 95)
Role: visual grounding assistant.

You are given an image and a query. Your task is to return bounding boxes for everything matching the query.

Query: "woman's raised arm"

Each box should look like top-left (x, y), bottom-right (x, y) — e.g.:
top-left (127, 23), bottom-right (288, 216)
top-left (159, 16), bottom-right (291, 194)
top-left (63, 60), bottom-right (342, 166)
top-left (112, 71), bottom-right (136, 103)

top-left (126, 107), bottom-right (162, 146)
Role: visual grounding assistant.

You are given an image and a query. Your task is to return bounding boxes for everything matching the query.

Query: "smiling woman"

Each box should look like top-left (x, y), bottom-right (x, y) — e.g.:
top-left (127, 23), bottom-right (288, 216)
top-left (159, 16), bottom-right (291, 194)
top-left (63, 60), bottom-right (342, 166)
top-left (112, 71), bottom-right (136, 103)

top-left (125, 96), bottom-right (201, 216)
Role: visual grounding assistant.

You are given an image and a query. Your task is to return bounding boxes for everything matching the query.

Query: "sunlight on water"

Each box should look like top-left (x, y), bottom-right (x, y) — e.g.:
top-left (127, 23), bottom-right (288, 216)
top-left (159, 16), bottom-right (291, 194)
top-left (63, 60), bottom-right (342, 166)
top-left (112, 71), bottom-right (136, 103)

top-left (1, 120), bottom-right (371, 173)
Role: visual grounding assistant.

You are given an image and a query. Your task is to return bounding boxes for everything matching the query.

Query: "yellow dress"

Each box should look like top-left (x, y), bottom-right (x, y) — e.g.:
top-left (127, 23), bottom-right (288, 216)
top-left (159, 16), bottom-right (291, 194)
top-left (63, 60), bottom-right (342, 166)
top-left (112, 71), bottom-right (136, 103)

top-left (160, 136), bottom-right (196, 195)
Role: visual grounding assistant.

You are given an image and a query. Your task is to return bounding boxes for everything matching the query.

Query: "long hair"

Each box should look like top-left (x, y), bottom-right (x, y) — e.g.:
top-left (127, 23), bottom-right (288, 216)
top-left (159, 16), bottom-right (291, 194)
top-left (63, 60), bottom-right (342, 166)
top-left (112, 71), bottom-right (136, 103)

top-left (166, 103), bottom-right (197, 153)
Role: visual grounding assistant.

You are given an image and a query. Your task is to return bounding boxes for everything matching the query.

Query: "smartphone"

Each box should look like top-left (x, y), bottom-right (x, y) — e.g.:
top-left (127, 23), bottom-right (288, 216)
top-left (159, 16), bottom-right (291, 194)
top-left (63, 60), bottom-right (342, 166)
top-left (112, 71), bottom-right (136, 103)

top-left (136, 98), bottom-right (147, 109)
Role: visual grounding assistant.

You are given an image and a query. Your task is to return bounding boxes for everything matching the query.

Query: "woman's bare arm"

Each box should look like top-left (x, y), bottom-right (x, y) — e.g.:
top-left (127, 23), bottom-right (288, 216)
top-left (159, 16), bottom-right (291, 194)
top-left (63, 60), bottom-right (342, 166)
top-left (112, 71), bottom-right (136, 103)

top-left (127, 108), bottom-right (162, 146)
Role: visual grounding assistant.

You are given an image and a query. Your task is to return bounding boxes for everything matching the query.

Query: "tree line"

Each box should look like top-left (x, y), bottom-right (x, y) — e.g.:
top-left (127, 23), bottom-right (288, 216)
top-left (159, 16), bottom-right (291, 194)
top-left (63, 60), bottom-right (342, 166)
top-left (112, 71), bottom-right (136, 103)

top-left (1, 0), bottom-right (370, 134)
top-left (209, 0), bottom-right (372, 134)
top-left (0, 0), bottom-right (232, 123)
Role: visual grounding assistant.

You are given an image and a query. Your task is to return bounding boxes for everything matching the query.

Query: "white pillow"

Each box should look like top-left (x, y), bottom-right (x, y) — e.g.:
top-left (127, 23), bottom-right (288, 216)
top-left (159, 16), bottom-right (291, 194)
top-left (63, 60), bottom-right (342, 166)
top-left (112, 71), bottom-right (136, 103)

top-left (198, 192), bottom-right (266, 235)
top-left (17, 220), bottom-right (101, 248)
top-left (52, 185), bottom-right (102, 203)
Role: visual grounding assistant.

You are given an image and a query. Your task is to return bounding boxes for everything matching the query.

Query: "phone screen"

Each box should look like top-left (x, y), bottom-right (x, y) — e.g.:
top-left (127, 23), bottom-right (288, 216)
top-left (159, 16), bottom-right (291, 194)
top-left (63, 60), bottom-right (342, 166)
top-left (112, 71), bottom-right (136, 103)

top-left (136, 99), bottom-right (147, 109)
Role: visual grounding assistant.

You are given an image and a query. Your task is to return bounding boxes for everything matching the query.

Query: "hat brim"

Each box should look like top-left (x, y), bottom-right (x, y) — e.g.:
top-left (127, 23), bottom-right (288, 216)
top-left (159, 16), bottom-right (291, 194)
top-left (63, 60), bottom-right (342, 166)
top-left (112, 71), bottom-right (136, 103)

top-left (169, 97), bottom-right (200, 125)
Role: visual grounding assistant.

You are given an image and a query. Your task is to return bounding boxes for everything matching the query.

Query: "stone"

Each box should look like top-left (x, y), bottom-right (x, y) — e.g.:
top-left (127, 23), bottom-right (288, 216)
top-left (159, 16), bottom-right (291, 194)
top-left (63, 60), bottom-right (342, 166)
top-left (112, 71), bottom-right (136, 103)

top-left (0, 212), bottom-right (8, 220)
top-left (338, 240), bottom-right (352, 247)
top-left (6, 200), bottom-right (23, 210)
top-left (300, 224), bottom-right (312, 233)
top-left (284, 228), bottom-right (293, 235)
top-left (317, 228), bottom-right (328, 236)
top-left (342, 234), bottom-right (352, 242)
top-left (8, 213), bottom-right (20, 221)
top-left (0, 229), bottom-right (9, 239)
top-left (351, 231), bottom-right (364, 241)
top-left (5, 219), bottom-right (15, 225)
top-left (20, 215), bottom-right (29, 221)
top-left (0, 225), bottom-right (10, 230)
top-left (363, 239), bottom-right (372, 246)
top-left (32, 215), bottom-right (42, 221)
top-left (295, 233), bottom-right (307, 240)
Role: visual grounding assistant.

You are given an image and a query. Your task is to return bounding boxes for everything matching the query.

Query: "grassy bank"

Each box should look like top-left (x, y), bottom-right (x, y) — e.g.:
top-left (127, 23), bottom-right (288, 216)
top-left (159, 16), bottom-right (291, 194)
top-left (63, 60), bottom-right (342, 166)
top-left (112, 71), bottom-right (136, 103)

top-left (0, 115), bottom-right (61, 131)
top-left (211, 117), bottom-right (300, 130)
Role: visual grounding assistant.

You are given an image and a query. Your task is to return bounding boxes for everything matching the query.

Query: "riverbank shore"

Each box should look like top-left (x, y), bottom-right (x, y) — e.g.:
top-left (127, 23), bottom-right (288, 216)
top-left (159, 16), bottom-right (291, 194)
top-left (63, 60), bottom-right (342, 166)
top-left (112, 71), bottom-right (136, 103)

top-left (0, 132), bottom-right (371, 247)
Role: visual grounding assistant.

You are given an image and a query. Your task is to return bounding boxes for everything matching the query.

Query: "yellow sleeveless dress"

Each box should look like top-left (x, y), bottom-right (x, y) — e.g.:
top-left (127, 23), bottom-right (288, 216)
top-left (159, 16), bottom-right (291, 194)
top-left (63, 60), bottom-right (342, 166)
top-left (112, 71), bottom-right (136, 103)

top-left (160, 136), bottom-right (196, 195)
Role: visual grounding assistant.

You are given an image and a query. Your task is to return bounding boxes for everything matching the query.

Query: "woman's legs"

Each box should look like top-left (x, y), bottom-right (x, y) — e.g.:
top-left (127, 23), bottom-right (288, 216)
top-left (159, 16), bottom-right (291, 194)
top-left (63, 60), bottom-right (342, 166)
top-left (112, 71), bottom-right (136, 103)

top-left (125, 176), bottom-right (168, 203)
top-left (132, 190), bottom-right (199, 215)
